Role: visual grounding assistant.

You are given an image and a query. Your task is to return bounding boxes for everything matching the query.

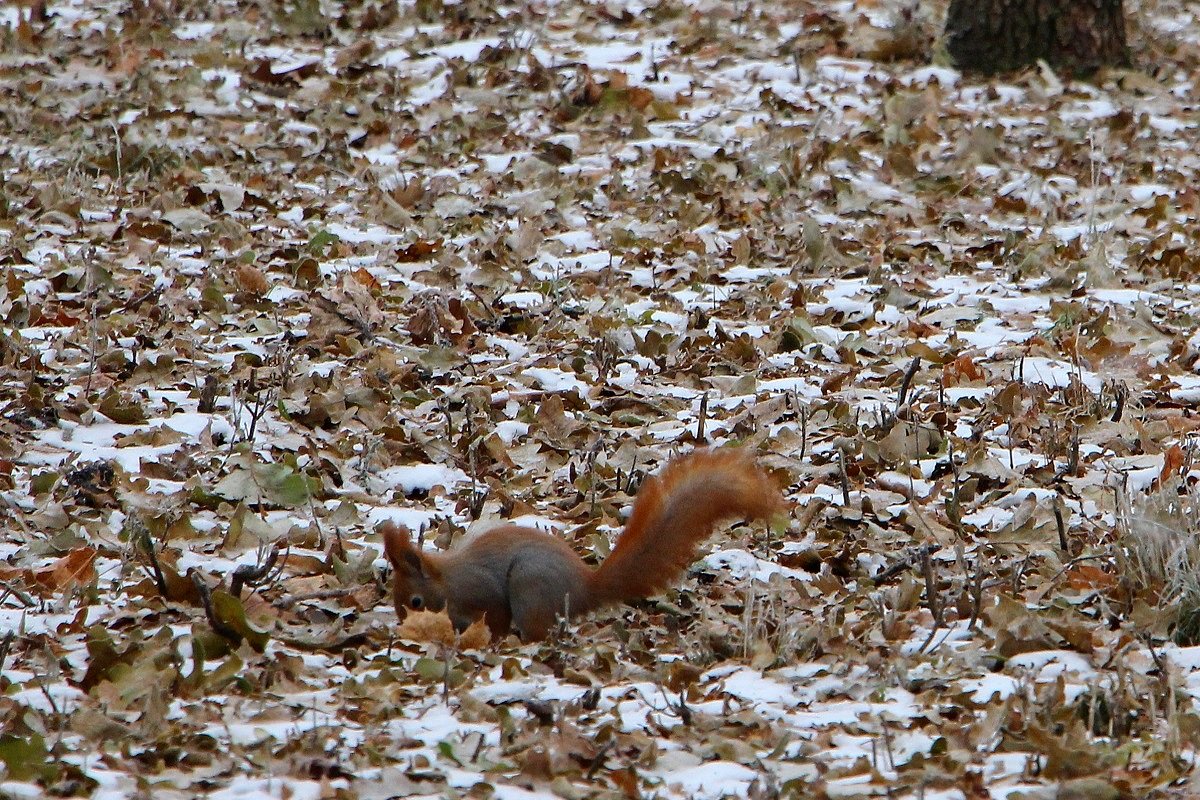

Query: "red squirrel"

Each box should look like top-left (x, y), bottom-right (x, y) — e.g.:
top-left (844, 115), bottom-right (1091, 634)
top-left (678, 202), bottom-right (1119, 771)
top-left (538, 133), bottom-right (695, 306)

top-left (381, 448), bottom-right (784, 641)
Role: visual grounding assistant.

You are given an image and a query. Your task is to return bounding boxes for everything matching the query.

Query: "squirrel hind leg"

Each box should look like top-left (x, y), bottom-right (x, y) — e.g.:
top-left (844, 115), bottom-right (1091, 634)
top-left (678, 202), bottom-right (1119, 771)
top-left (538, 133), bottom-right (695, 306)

top-left (479, 608), bottom-right (513, 639)
top-left (506, 558), bottom-right (587, 642)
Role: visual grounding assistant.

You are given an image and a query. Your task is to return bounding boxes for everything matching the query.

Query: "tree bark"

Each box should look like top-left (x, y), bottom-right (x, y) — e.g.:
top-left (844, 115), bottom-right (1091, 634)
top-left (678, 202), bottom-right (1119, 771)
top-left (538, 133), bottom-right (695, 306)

top-left (945, 0), bottom-right (1129, 77)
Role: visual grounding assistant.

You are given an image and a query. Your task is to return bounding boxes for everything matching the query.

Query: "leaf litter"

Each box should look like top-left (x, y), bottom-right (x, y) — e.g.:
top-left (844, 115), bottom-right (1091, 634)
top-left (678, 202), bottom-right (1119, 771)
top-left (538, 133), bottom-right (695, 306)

top-left (4, 0), bottom-right (1200, 798)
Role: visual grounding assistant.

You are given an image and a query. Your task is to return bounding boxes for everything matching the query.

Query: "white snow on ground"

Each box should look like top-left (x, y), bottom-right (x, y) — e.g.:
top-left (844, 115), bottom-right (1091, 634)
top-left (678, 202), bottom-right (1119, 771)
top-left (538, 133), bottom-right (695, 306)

top-left (6, 0), bottom-right (1200, 798)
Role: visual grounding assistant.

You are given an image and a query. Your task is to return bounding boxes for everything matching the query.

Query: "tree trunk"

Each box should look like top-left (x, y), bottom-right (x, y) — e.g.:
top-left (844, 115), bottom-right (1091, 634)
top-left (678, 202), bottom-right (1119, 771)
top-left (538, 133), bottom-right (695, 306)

top-left (944, 0), bottom-right (1129, 77)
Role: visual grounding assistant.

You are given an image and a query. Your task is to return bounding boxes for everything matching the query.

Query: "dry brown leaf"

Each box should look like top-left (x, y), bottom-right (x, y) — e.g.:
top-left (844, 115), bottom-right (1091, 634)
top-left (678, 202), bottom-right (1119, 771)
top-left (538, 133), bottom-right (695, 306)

top-left (396, 239), bottom-right (443, 262)
top-left (350, 267), bottom-right (381, 294)
top-left (1063, 564), bottom-right (1117, 591)
top-left (1159, 443), bottom-right (1185, 485)
top-left (396, 609), bottom-right (457, 644)
top-left (235, 264), bottom-right (270, 296)
top-left (458, 618), bottom-right (491, 650)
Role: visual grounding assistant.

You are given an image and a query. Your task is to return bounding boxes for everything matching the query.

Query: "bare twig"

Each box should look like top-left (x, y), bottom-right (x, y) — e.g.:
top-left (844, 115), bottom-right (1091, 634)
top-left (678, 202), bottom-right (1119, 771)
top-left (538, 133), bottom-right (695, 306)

top-left (1141, 632), bottom-right (1167, 675)
top-left (586, 739), bottom-right (616, 780)
top-left (1111, 381), bottom-right (1127, 422)
top-left (895, 356), bottom-right (920, 416)
top-left (275, 586), bottom-right (361, 609)
top-left (132, 517), bottom-right (168, 598)
top-left (838, 450), bottom-right (850, 506)
top-left (879, 715), bottom-right (895, 770)
top-left (230, 544), bottom-right (283, 598)
top-left (874, 543), bottom-right (939, 583)
top-left (1053, 498), bottom-right (1068, 554)
top-left (917, 547), bottom-right (943, 654)
top-left (190, 570), bottom-right (242, 643)
top-left (799, 401), bottom-right (808, 461)
top-left (921, 547), bottom-right (942, 622)
top-left (967, 551), bottom-right (985, 631)
top-left (0, 631), bottom-right (14, 673)
top-left (0, 580), bottom-right (35, 608)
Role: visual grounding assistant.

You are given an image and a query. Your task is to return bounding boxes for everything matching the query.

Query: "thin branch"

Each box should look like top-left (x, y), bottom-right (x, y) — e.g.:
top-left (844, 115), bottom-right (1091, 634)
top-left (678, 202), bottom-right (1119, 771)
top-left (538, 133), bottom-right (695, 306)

top-left (190, 570), bottom-right (241, 643)
top-left (874, 543), bottom-right (939, 583)
top-left (274, 586), bottom-right (360, 609)
top-left (895, 356), bottom-right (920, 415)
top-left (230, 544), bottom-right (282, 598)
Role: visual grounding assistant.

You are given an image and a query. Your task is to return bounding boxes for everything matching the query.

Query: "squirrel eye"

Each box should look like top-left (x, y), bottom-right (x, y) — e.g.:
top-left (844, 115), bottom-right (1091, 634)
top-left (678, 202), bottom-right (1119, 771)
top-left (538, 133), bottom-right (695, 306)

top-left (410, 595), bottom-right (424, 609)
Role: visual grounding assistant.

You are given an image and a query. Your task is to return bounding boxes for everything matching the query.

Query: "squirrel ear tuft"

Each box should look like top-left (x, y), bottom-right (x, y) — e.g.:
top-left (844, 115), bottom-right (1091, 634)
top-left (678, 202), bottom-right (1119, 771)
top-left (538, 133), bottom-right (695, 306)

top-left (381, 522), bottom-right (413, 563)
top-left (381, 522), bottom-right (435, 579)
top-left (401, 547), bottom-right (426, 577)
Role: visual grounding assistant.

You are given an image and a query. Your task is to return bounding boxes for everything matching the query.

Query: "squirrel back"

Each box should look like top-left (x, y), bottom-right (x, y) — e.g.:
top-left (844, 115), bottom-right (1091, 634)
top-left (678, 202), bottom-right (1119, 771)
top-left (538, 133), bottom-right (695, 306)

top-left (382, 448), bottom-right (784, 641)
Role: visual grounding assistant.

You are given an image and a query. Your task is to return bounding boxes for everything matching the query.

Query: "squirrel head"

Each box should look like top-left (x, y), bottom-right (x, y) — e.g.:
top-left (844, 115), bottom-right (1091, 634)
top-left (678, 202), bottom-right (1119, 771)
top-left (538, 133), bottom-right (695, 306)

top-left (380, 522), bottom-right (445, 618)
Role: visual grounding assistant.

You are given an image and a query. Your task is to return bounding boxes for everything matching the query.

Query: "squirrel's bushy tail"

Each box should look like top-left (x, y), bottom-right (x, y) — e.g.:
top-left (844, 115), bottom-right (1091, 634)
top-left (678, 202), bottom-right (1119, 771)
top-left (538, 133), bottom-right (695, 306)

top-left (587, 448), bottom-right (784, 608)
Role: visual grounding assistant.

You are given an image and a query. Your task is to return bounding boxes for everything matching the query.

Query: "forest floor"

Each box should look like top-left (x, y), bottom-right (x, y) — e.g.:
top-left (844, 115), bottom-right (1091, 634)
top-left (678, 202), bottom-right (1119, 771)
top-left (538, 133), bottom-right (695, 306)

top-left (4, 0), bottom-right (1200, 798)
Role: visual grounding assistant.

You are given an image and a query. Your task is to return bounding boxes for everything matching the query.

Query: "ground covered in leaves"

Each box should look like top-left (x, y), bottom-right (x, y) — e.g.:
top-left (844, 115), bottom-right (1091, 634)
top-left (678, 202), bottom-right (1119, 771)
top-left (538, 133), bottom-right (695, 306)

top-left (5, 0), bottom-right (1200, 797)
